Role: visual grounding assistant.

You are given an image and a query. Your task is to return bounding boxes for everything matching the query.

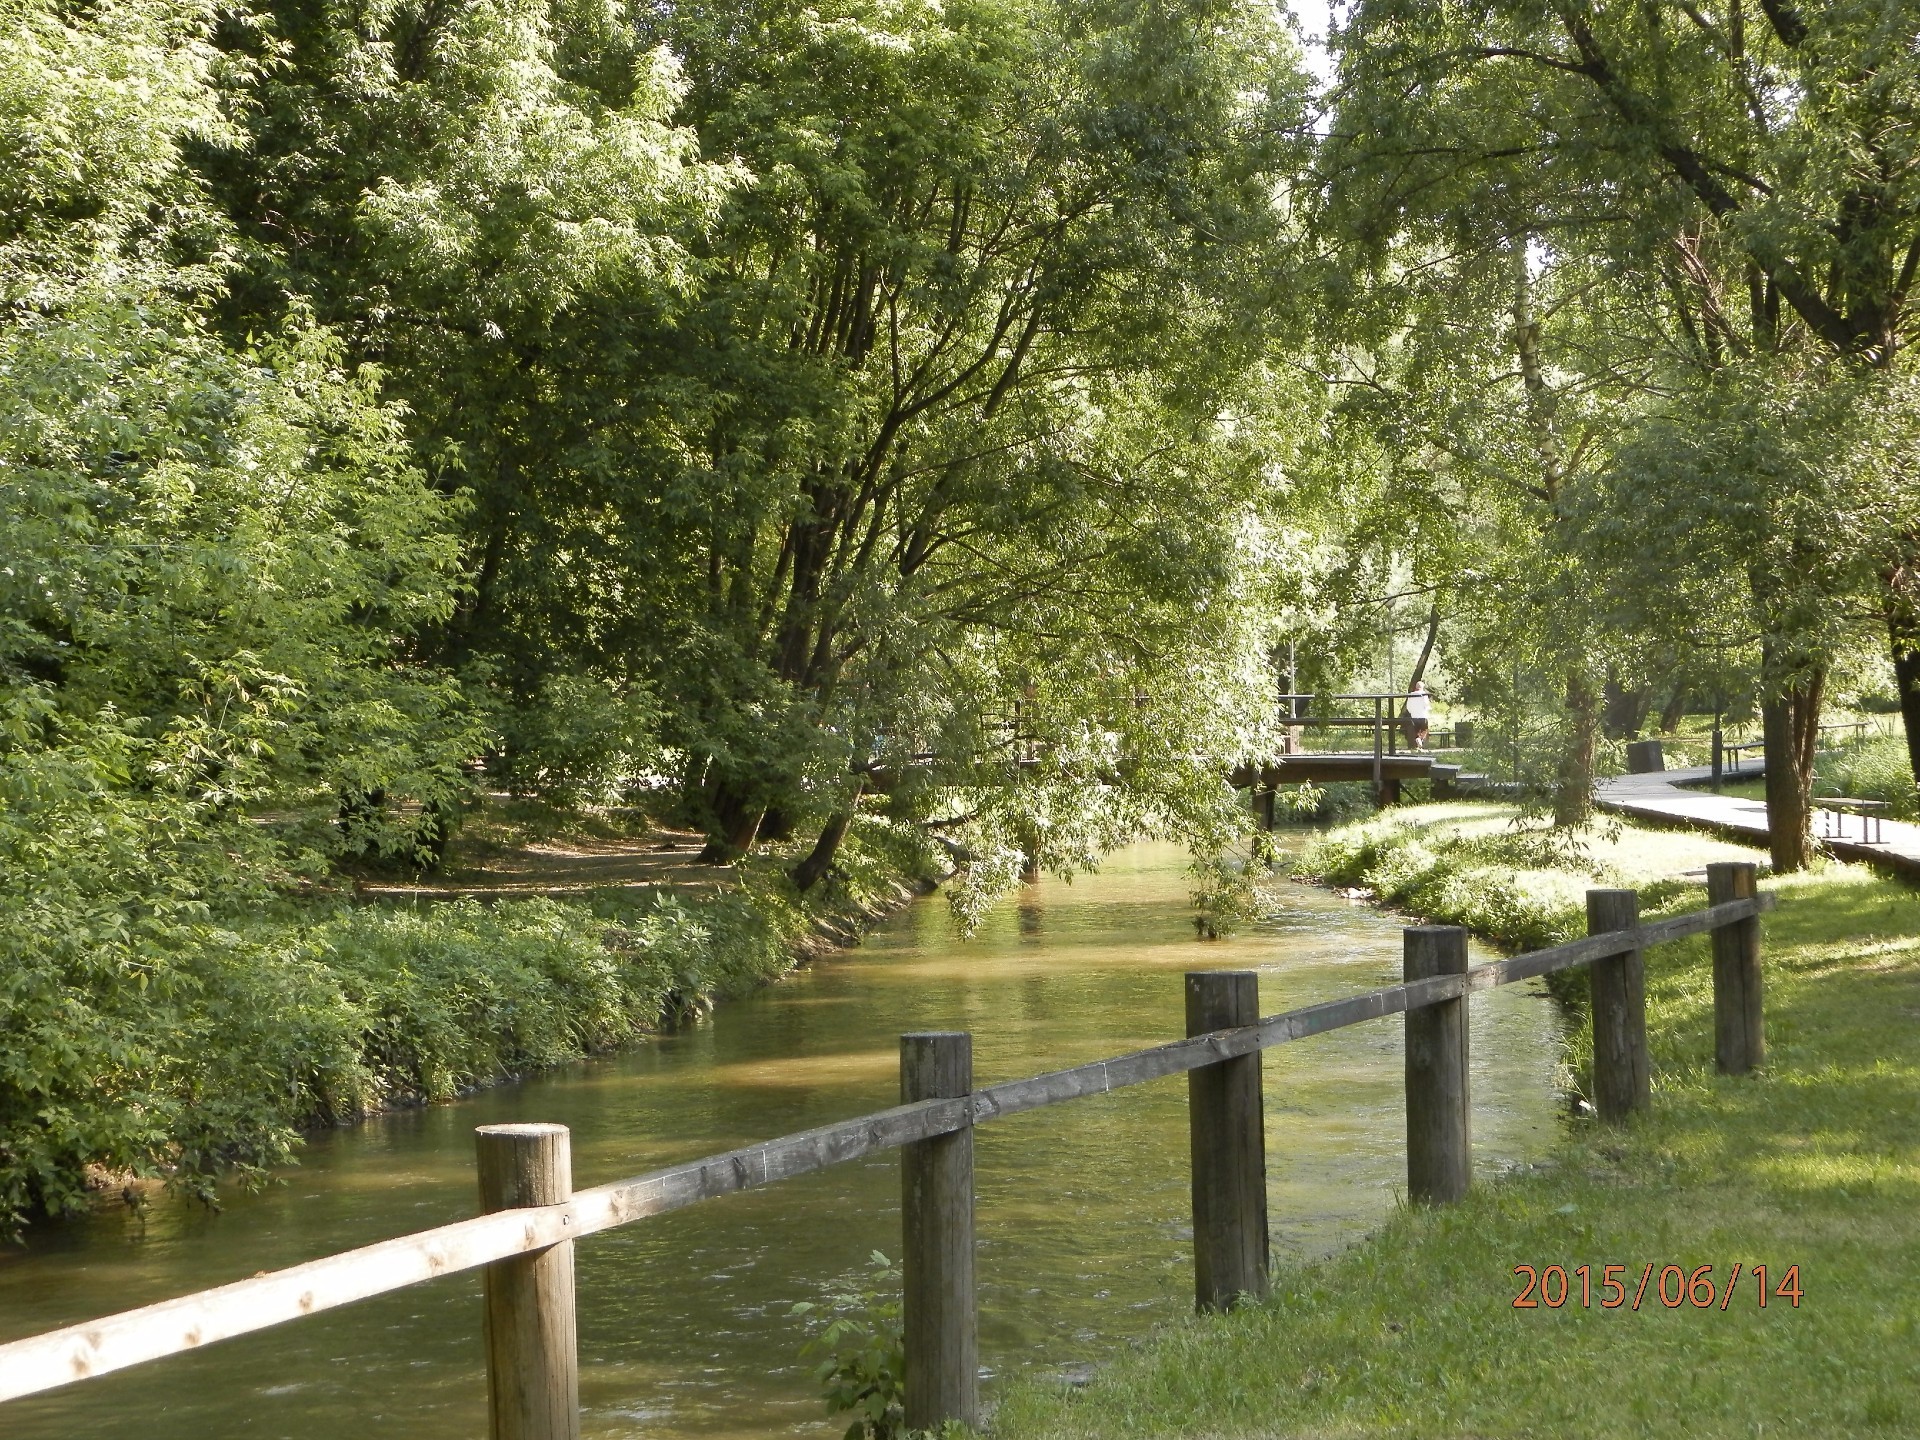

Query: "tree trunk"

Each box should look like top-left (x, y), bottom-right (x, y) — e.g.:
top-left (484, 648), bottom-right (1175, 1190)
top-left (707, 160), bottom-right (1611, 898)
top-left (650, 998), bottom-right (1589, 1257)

top-left (1760, 655), bottom-right (1825, 873)
top-left (1407, 603), bottom-right (1441, 689)
top-left (791, 780), bottom-right (866, 893)
top-left (699, 780), bottom-right (765, 864)
top-left (1600, 678), bottom-right (1650, 740)
top-left (1889, 615), bottom-right (1920, 789)
top-left (1658, 687), bottom-right (1690, 735)
top-left (1554, 672), bottom-right (1598, 826)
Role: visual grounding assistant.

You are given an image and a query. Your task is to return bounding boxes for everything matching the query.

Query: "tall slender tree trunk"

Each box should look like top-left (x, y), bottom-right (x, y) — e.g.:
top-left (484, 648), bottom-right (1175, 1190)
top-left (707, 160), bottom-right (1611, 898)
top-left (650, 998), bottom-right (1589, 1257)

top-left (1760, 653), bottom-right (1825, 872)
top-left (1891, 632), bottom-right (1920, 788)
top-left (1407, 603), bottom-right (1441, 689)
top-left (1884, 552), bottom-right (1920, 786)
top-left (1554, 671), bottom-right (1598, 826)
top-left (1658, 687), bottom-right (1690, 735)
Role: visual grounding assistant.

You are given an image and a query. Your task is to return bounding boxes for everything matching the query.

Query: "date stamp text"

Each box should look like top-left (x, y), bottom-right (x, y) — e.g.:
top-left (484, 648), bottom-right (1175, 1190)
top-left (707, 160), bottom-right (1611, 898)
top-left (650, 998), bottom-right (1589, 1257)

top-left (1512, 1263), bottom-right (1802, 1311)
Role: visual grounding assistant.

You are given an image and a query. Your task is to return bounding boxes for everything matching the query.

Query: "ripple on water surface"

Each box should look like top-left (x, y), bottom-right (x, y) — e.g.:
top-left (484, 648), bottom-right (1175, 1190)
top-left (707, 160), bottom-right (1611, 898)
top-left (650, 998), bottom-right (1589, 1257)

top-left (0, 842), bottom-right (1563, 1439)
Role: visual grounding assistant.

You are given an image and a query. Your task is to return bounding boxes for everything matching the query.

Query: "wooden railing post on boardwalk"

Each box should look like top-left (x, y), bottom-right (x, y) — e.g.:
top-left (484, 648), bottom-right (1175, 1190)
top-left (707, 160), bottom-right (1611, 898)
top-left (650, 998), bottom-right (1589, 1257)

top-left (1186, 971), bottom-right (1269, 1312)
top-left (1708, 861), bottom-right (1765, 1074)
top-left (1403, 927), bottom-right (1471, 1204)
top-left (476, 1123), bottom-right (580, 1440)
top-left (900, 1032), bottom-right (978, 1432)
top-left (1587, 890), bottom-right (1651, 1122)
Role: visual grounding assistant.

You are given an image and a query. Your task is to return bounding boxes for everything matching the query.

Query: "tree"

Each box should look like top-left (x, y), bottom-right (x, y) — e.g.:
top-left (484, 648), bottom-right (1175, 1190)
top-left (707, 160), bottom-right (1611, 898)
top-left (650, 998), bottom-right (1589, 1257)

top-left (198, 0), bottom-right (735, 801)
top-left (1321, 0), bottom-right (1920, 865)
top-left (0, 0), bottom-right (478, 1221)
top-left (600, 0), bottom-right (1317, 879)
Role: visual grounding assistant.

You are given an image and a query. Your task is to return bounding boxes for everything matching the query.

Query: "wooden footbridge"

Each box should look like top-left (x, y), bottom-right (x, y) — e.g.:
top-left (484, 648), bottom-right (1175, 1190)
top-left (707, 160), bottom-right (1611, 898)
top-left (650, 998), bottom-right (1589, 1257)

top-left (1231, 693), bottom-right (1488, 808)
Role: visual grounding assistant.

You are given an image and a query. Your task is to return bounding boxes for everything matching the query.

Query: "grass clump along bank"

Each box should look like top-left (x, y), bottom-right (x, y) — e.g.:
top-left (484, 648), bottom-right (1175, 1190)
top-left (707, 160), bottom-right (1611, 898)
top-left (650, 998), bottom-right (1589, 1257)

top-left (1812, 734), bottom-right (1920, 820)
top-left (1294, 801), bottom-right (1766, 954)
top-left (0, 882), bottom-right (789, 1238)
top-left (994, 810), bottom-right (1920, 1439)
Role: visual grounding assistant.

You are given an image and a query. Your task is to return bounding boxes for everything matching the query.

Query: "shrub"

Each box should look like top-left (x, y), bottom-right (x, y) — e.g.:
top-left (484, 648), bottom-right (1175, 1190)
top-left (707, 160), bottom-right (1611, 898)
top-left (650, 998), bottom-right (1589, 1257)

top-left (0, 873), bottom-right (804, 1236)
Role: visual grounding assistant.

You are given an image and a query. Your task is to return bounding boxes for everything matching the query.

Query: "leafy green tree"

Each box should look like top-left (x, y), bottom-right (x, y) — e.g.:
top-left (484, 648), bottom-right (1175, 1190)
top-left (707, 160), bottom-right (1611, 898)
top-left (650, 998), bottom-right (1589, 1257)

top-left (616, 0), bottom-right (1314, 881)
top-left (197, 0), bottom-right (735, 799)
top-left (0, 0), bottom-right (482, 1222)
top-left (1322, 0), bottom-right (1920, 865)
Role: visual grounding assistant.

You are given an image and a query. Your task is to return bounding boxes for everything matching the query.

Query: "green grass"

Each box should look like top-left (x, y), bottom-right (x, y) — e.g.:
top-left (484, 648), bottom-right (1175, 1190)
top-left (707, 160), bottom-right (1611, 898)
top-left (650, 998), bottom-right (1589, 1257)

top-left (994, 817), bottom-right (1920, 1439)
top-left (1292, 801), bottom-right (1768, 956)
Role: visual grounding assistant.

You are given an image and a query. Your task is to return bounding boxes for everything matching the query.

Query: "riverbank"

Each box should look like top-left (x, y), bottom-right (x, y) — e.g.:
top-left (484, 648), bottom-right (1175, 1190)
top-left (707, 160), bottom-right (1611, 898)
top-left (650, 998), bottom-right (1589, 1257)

top-left (993, 805), bottom-right (1920, 1438)
top-left (10, 810), bottom-right (945, 1237)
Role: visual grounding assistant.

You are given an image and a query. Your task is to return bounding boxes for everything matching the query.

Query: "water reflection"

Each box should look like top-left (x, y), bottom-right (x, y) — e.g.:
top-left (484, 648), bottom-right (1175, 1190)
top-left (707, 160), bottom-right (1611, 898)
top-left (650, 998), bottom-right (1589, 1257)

top-left (0, 843), bottom-right (1562, 1439)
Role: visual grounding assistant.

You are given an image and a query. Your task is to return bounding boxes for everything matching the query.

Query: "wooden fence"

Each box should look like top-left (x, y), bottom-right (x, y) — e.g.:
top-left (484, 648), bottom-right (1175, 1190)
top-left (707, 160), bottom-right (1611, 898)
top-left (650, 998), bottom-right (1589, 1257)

top-left (0, 863), bottom-right (1774, 1437)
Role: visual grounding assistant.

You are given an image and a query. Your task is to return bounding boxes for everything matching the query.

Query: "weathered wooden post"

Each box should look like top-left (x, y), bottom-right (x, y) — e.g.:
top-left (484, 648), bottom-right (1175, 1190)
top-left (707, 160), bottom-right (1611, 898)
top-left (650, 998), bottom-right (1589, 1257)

top-left (1403, 927), bottom-right (1470, 1204)
top-left (1707, 861), bottom-right (1764, 1074)
top-left (476, 1123), bottom-right (580, 1440)
top-left (900, 1033), bottom-right (977, 1432)
top-left (1587, 889), bottom-right (1650, 1122)
top-left (1185, 971), bottom-right (1269, 1311)
top-left (1372, 696), bottom-right (1385, 800)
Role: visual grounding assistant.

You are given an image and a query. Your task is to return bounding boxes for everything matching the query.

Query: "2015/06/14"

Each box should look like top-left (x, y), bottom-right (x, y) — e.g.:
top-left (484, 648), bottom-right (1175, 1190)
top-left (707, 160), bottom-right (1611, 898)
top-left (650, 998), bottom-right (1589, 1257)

top-left (1513, 1263), bottom-right (1803, 1311)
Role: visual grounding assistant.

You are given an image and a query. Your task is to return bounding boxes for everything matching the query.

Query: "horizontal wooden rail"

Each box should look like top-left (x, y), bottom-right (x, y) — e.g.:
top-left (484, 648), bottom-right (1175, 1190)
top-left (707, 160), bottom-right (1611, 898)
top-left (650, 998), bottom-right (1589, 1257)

top-left (0, 893), bottom-right (1773, 1405)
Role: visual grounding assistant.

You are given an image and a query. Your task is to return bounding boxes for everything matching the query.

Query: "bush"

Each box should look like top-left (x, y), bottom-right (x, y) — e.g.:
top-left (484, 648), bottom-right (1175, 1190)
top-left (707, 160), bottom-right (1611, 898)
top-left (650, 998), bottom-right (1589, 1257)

top-left (0, 871), bottom-right (801, 1235)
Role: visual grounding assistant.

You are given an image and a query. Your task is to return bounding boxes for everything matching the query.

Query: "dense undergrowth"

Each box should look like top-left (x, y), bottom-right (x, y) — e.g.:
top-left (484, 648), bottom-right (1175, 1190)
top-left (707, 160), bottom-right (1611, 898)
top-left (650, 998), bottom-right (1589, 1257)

top-left (995, 814), bottom-right (1920, 1439)
top-left (0, 804), bottom-right (940, 1239)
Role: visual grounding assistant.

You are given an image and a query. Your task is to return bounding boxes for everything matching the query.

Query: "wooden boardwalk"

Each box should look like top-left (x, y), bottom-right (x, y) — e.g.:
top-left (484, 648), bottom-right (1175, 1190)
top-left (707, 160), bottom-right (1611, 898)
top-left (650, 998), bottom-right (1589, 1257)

top-left (1596, 765), bottom-right (1920, 883)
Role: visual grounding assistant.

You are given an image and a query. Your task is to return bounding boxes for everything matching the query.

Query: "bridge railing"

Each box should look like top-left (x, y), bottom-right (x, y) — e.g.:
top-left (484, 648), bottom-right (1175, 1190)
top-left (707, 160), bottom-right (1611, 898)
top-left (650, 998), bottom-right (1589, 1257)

top-left (0, 867), bottom-right (1775, 1438)
top-left (1275, 692), bottom-right (1462, 755)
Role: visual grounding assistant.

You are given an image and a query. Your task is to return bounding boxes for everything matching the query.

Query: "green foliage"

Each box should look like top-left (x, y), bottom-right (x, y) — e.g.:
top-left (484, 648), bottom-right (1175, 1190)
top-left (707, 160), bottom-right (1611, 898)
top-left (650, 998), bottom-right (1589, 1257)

top-left (489, 672), bottom-right (663, 808)
top-left (0, 879), bottom-right (794, 1235)
top-left (792, 1252), bottom-right (908, 1440)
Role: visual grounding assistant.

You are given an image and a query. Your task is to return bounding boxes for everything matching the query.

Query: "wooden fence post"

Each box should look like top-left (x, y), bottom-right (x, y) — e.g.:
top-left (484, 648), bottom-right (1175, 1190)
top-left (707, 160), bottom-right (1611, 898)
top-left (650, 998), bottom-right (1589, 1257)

top-left (900, 1032), bottom-right (977, 1432)
top-left (1707, 862), bottom-right (1764, 1074)
top-left (1372, 696), bottom-right (1385, 800)
top-left (476, 1124), bottom-right (579, 1440)
top-left (1186, 971), bottom-right (1269, 1312)
top-left (1403, 927), bottom-right (1471, 1204)
top-left (1587, 889), bottom-right (1650, 1122)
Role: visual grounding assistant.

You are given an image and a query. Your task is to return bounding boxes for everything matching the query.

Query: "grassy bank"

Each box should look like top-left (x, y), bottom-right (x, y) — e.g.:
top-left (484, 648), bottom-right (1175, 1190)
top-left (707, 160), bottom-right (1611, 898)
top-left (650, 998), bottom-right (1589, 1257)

top-left (994, 806), bottom-right (1920, 1438)
top-left (2, 812), bottom-right (942, 1235)
top-left (1292, 801), bottom-right (1773, 952)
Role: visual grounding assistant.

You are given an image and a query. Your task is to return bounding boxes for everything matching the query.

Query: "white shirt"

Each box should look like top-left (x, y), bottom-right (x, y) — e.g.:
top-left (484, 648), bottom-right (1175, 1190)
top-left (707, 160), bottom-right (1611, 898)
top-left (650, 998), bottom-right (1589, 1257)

top-left (1405, 690), bottom-right (1431, 719)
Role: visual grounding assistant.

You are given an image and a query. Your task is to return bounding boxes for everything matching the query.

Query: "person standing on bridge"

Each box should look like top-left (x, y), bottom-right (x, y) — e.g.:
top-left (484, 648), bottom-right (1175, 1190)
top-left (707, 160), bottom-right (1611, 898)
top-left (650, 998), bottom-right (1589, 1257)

top-left (1403, 681), bottom-right (1431, 751)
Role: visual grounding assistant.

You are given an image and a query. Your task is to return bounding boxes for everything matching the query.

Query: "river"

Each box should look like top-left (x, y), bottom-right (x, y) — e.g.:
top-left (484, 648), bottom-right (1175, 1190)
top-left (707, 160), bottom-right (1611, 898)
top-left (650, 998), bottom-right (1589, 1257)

top-left (0, 842), bottom-right (1563, 1438)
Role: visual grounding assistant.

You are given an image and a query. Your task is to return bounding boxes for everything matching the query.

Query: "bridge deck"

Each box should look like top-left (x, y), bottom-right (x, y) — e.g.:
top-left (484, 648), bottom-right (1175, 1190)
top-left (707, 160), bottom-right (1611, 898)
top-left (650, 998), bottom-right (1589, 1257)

top-left (1231, 753), bottom-right (1447, 787)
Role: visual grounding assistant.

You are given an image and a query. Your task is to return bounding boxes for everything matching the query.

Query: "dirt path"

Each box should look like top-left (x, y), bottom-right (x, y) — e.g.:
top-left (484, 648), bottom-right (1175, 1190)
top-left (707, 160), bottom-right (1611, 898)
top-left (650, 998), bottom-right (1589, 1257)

top-left (354, 808), bottom-right (733, 902)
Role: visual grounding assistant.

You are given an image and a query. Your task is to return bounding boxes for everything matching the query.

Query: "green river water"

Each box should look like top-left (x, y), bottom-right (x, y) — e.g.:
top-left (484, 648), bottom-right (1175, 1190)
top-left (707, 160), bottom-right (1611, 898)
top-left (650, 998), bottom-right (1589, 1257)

top-left (0, 842), bottom-right (1564, 1438)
